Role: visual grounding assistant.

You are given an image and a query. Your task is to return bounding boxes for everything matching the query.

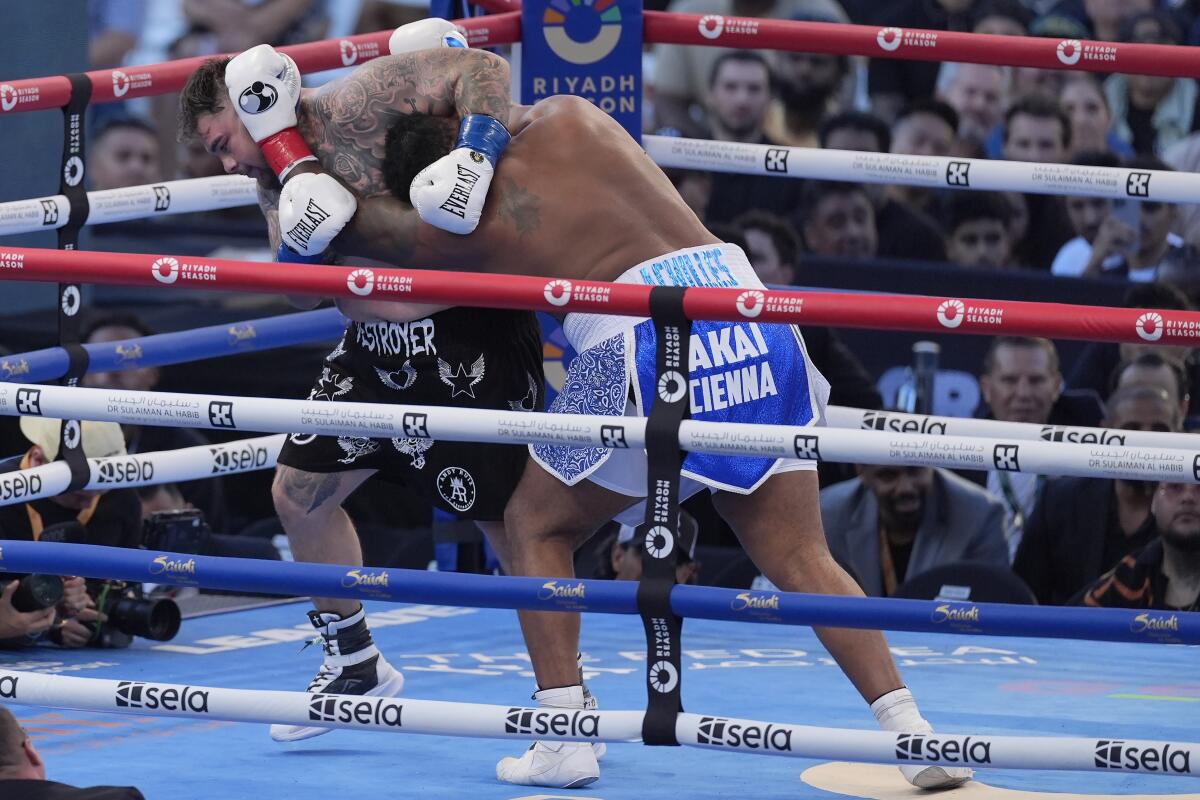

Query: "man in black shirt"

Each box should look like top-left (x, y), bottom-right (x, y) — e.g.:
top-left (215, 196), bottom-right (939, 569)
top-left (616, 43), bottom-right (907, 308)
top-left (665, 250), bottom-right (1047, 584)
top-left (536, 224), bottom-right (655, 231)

top-left (0, 704), bottom-right (143, 799)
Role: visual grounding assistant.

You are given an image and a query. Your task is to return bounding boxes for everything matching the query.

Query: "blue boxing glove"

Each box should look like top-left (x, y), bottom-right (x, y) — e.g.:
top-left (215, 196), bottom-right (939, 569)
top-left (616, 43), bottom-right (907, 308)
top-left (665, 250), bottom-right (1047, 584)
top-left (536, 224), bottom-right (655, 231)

top-left (409, 114), bottom-right (511, 235)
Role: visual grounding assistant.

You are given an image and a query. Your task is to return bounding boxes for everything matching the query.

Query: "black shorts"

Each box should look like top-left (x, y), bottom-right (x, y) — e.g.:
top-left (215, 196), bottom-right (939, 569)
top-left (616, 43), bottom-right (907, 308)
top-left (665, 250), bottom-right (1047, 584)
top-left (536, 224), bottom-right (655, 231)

top-left (277, 308), bottom-right (544, 521)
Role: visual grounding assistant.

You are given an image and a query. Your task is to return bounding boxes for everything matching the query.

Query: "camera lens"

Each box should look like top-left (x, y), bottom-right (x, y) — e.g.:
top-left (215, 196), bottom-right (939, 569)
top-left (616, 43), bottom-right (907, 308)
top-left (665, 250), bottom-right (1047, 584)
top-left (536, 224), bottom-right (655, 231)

top-left (11, 574), bottom-right (64, 612)
top-left (107, 596), bottom-right (181, 642)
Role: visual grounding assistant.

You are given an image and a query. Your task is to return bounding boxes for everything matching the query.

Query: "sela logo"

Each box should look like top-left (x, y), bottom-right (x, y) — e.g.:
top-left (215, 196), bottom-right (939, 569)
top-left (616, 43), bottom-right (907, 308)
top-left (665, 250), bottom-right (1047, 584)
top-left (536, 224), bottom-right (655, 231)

top-left (736, 289), bottom-right (765, 318)
top-left (210, 444), bottom-right (269, 475)
top-left (16, 387), bottom-right (41, 415)
top-left (896, 733), bottom-right (993, 764)
top-left (505, 707), bottom-right (600, 737)
top-left (152, 256), bottom-right (180, 284)
top-left (309, 695), bottom-right (404, 728)
top-left (208, 400), bottom-right (236, 428)
top-left (115, 681), bottom-right (210, 713)
top-left (96, 458), bottom-right (154, 485)
top-left (600, 424), bottom-right (627, 448)
top-left (764, 149), bottom-right (788, 173)
top-left (698, 14), bottom-right (725, 39)
top-left (936, 299), bottom-right (965, 328)
top-left (1056, 39), bottom-right (1082, 65)
top-left (657, 370), bottom-right (687, 403)
top-left (993, 444), bottom-right (1020, 471)
top-left (112, 70), bottom-right (130, 97)
top-left (861, 411), bottom-right (946, 435)
top-left (1136, 311), bottom-right (1164, 342)
top-left (402, 412), bottom-right (429, 438)
top-left (793, 434), bottom-right (820, 460)
top-left (347, 268), bottom-right (375, 296)
top-left (1126, 172), bottom-right (1152, 197)
top-left (0, 675), bottom-right (17, 699)
top-left (152, 185), bottom-right (171, 212)
top-left (60, 285), bottom-right (80, 317)
top-left (946, 161), bottom-right (970, 186)
top-left (0, 471), bottom-right (43, 502)
top-left (1094, 740), bottom-right (1192, 774)
top-left (543, 278), bottom-right (572, 307)
top-left (1040, 425), bottom-right (1125, 446)
top-left (40, 198), bottom-right (59, 225)
top-left (877, 26), bottom-right (903, 51)
top-left (697, 716), bottom-right (793, 752)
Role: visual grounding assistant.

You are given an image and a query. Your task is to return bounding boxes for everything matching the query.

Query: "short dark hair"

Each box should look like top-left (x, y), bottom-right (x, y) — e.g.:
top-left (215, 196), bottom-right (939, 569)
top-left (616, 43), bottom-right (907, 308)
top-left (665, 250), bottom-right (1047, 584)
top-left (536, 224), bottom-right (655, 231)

top-left (970, 0), bottom-right (1034, 31)
top-left (708, 50), bottom-right (772, 90)
top-left (1122, 10), bottom-right (1183, 45)
top-left (1124, 153), bottom-right (1170, 174)
top-left (895, 99), bottom-right (959, 137)
top-left (734, 209), bottom-right (801, 268)
top-left (707, 223), bottom-right (749, 254)
top-left (1122, 281), bottom-right (1193, 311)
top-left (1110, 351), bottom-right (1189, 400)
top-left (797, 180), bottom-right (869, 225)
top-left (982, 336), bottom-right (1060, 375)
top-left (383, 114), bottom-right (458, 204)
top-left (818, 110), bottom-right (890, 152)
top-left (178, 57), bottom-right (231, 142)
top-left (82, 312), bottom-right (155, 342)
top-left (94, 115), bottom-right (157, 145)
top-left (1003, 95), bottom-right (1071, 148)
top-left (940, 191), bottom-right (1013, 234)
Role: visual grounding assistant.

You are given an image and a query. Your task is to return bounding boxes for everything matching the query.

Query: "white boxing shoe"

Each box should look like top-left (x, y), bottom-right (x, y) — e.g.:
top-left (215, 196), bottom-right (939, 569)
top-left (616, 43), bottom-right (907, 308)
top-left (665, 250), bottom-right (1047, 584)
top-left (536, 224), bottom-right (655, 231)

top-left (496, 685), bottom-right (601, 788)
top-left (871, 687), bottom-right (973, 790)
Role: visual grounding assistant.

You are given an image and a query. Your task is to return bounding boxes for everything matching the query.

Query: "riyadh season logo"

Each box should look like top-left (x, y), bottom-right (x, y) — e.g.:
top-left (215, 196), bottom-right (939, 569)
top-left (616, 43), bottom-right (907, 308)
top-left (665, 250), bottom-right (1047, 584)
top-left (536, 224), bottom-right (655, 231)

top-left (699, 14), bottom-right (725, 39)
top-left (877, 27), bottom-right (903, 51)
top-left (151, 257), bottom-right (180, 284)
top-left (1056, 39), bottom-right (1082, 65)
top-left (736, 290), bottom-right (764, 318)
top-left (1136, 312), bottom-right (1164, 342)
top-left (347, 268), bottom-right (375, 296)
top-left (936, 299), bottom-right (966, 329)
top-left (543, 279), bottom-right (572, 307)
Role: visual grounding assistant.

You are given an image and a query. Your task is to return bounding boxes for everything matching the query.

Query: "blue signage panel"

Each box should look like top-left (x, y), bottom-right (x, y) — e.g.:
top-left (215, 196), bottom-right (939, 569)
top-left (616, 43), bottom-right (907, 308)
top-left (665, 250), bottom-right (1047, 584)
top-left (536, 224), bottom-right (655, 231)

top-left (521, 0), bottom-right (643, 140)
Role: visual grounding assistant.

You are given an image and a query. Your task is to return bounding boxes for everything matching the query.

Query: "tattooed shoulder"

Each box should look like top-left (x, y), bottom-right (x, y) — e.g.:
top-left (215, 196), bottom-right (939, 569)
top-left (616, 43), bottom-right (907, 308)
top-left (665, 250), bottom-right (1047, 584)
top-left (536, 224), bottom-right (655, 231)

top-left (496, 177), bottom-right (542, 238)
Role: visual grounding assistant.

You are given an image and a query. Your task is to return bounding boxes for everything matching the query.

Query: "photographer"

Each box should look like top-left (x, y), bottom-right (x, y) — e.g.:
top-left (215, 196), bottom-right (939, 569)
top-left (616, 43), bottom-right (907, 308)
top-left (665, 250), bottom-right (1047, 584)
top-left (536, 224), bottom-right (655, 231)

top-left (0, 704), bottom-right (144, 799)
top-left (0, 581), bottom-right (55, 640)
top-left (0, 418), bottom-right (140, 648)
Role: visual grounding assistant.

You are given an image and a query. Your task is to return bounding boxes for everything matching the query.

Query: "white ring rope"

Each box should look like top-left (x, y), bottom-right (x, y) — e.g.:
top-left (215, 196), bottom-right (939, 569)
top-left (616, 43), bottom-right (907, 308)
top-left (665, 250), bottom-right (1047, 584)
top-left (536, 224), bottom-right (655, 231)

top-left (0, 434), bottom-right (282, 508)
top-left (0, 133), bottom-right (1187, 238)
top-left (823, 406), bottom-right (1198, 450)
top-left (645, 136), bottom-right (1191, 203)
top-left (2, 383), bottom-right (1196, 484)
top-left (2, 670), bottom-right (1197, 777)
top-left (0, 175), bottom-right (255, 237)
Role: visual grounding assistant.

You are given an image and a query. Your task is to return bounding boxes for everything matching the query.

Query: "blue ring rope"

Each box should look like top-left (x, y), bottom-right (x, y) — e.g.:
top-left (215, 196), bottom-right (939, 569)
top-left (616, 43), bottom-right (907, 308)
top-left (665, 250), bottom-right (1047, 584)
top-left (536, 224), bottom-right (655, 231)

top-left (0, 308), bottom-right (346, 384)
top-left (0, 540), bottom-right (1193, 646)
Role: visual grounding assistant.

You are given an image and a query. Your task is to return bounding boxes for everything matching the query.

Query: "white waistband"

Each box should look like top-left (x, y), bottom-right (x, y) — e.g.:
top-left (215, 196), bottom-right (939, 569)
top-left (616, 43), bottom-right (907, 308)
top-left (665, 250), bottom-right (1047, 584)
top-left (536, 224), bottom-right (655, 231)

top-left (563, 243), bottom-right (760, 352)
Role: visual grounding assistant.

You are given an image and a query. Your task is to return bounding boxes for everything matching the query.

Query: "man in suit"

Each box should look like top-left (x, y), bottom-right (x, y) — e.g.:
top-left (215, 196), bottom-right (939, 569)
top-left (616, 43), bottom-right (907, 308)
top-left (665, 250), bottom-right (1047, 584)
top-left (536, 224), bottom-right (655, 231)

top-left (1014, 384), bottom-right (1184, 605)
top-left (821, 465), bottom-right (1008, 597)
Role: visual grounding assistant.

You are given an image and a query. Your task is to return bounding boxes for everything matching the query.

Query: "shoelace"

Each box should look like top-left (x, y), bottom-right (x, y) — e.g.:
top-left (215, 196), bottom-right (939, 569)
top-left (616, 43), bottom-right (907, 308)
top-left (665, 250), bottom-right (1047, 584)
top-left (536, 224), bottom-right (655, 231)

top-left (306, 662), bottom-right (337, 692)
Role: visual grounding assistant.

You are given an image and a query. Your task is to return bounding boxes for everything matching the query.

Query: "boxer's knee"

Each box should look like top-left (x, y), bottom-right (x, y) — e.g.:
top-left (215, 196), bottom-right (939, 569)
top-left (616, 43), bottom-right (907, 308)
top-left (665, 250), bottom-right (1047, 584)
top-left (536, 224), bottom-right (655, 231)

top-left (272, 465), bottom-right (345, 530)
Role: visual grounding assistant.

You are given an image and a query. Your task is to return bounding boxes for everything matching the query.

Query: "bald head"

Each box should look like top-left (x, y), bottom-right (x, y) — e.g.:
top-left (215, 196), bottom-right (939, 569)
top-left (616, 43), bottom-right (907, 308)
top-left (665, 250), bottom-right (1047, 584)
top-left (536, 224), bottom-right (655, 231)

top-left (0, 704), bottom-right (43, 779)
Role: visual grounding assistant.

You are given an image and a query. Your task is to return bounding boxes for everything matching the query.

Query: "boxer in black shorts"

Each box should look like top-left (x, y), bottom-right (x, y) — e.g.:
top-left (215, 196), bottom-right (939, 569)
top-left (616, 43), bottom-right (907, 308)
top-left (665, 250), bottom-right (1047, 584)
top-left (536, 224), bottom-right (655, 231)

top-left (278, 308), bottom-right (543, 520)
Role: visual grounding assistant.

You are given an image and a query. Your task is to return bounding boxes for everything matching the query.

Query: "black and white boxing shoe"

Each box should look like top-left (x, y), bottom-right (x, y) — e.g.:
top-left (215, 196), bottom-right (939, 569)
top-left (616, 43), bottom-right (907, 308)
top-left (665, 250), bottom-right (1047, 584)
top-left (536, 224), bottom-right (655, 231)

top-left (270, 606), bottom-right (406, 742)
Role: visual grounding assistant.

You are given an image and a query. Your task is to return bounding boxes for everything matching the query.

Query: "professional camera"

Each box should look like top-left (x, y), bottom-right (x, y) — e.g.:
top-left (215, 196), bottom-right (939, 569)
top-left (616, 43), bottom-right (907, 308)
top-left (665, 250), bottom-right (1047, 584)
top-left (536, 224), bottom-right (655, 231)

top-left (0, 573), bottom-right (64, 612)
top-left (87, 580), bottom-right (181, 648)
top-left (142, 508), bottom-right (212, 554)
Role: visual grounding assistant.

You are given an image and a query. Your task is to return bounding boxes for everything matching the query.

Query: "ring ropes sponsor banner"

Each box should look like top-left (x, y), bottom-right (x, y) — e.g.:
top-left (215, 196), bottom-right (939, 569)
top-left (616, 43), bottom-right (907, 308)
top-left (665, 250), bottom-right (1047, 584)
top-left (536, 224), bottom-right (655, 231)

top-left (0, 434), bottom-right (283, 508)
top-left (2, 383), bottom-right (1200, 485)
top-left (521, 0), bottom-right (642, 139)
top-left (2, 670), bottom-right (1197, 776)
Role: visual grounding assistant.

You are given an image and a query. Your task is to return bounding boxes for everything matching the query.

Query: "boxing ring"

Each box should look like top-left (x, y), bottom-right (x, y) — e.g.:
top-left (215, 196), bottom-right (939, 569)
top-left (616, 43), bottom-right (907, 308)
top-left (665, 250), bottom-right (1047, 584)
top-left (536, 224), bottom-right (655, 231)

top-left (2, 6), bottom-right (1200, 799)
